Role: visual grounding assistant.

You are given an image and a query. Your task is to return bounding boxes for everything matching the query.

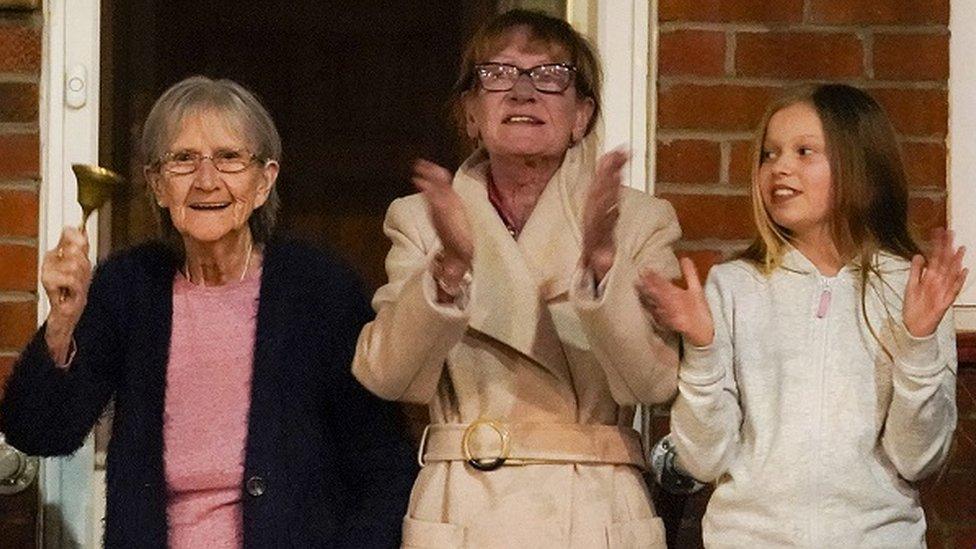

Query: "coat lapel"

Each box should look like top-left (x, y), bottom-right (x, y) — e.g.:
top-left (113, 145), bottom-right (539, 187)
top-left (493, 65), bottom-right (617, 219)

top-left (452, 142), bottom-right (596, 380)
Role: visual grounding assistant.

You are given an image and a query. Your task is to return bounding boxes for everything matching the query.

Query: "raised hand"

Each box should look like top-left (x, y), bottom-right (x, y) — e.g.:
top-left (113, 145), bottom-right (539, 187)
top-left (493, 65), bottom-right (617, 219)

top-left (903, 228), bottom-right (968, 337)
top-left (636, 257), bottom-right (714, 347)
top-left (412, 159), bottom-right (474, 290)
top-left (580, 149), bottom-right (629, 282)
top-left (40, 227), bottom-right (92, 362)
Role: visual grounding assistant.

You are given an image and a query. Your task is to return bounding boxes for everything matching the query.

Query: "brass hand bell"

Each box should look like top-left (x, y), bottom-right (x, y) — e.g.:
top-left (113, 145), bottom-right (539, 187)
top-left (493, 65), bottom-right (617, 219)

top-left (72, 163), bottom-right (123, 232)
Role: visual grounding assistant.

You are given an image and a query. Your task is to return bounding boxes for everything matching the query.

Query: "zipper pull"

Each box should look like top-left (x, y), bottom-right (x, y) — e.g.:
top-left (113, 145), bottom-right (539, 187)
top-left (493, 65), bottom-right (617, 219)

top-left (815, 285), bottom-right (832, 318)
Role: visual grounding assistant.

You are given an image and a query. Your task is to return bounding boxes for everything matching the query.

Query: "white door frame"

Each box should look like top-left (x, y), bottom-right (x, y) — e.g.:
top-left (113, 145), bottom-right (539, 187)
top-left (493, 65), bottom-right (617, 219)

top-left (38, 0), bottom-right (102, 547)
top-left (570, 0), bottom-right (654, 192)
top-left (949, 1), bottom-right (976, 329)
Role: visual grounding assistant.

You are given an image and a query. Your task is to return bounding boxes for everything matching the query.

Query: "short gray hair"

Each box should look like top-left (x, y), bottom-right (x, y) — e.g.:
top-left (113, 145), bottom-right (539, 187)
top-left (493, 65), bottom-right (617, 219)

top-left (141, 76), bottom-right (282, 249)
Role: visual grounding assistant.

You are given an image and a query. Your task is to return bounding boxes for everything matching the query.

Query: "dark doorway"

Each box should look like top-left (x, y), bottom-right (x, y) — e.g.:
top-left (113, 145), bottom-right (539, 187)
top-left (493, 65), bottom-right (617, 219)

top-left (101, 1), bottom-right (496, 288)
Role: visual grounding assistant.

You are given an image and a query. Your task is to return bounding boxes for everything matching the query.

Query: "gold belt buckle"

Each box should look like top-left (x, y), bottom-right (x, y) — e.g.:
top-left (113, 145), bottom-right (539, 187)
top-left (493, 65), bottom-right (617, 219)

top-left (462, 418), bottom-right (510, 472)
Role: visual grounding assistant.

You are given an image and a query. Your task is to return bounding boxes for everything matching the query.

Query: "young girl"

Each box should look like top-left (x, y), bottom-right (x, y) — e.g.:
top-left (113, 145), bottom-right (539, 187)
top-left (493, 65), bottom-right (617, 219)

top-left (639, 84), bottom-right (965, 547)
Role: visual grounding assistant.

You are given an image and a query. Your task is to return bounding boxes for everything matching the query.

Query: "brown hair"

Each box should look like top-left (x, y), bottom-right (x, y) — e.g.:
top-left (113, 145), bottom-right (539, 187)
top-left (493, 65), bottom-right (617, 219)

top-left (741, 84), bottom-right (923, 359)
top-left (741, 84), bottom-right (921, 273)
top-left (449, 9), bottom-right (602, 138)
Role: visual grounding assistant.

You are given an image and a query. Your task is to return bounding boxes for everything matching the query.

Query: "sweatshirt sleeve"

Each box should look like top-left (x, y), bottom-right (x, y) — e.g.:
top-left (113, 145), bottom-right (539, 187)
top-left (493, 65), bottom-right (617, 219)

top-left (351, 197), bottom-right (471, 404)
top-left (880, 309), bottom-right (958, 481)
top-left (570, 197), bottom-right (681, 405)
top-left (669, 270), bottom-right (743, 482)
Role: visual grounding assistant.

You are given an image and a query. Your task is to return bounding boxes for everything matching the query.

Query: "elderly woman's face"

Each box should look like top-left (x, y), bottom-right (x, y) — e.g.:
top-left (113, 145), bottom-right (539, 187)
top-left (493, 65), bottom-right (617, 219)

top-left (150, 110), bottom-right (278, 245)
top-left (465, 29), bottom-right (594, 161)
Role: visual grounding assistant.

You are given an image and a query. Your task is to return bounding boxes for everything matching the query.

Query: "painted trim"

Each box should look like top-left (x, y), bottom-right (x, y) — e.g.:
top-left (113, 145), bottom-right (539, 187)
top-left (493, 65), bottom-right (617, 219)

top-left (950, 0), bottom-right (976, 330)
top-left (596, 0), bottom-right (652, 192)
top-left (39, 0), bottom-right (102, 547)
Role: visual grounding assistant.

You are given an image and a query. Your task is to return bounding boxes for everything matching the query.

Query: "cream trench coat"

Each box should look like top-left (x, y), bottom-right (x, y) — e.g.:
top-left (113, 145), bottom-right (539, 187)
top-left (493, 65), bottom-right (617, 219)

top-left (353, 141), bottom-right (681, 549)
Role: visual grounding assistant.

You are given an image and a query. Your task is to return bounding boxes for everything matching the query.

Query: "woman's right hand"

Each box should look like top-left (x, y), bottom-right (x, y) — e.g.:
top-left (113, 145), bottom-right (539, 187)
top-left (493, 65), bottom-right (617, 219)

top-left (636, 257), bottom-right (714, 347)
top-left (412, 159), bottom-right (474, 278)
top-left (40, 228), bottom-right (91, 362)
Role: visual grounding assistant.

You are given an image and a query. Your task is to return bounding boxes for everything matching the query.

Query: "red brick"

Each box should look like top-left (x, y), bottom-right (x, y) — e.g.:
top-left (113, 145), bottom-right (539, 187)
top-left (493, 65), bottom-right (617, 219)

top-left (658, 84), bottom-right (776, 131)
top-left (872, 88), bottom-right (948, 137)
top-left (661, 193), bottom-right (755, 240)
top-left (951, 418), bottom-right (976, 469)
top-left (0, 355), bottom-right (13, 400)
top-left (949, 526), bottom-right (976, 549)
top-left (0, 134), bottom-right (39, 179)
top-left (908, 196), bottom-right (946, 237)
top-left (920, 470), bottom-right (976, 522)
top-left (0, 189), bottom-right (38, 237)
top-left (901, 142), bottom-right (946, 189)
top-left (736, 32), bottom-right (863, 79)
top-left (659, 30), bottom-right (726, 77)
top-left (959, 366), bottom-right (976, 416)
top-left (810, 0), bottom-right (948, 25)
top-left (0, 244), bottom-right (36, 292)
top-left (873, 34), bottom-right (949, 81)
top-left (0, 301), bottom-right (35, 349)
top-left (0, 82), bottom-right (38, 124)
top-left (678, 249), bottom-right (725, 283)
top-left (729, 140), bottom-right (756, 187)
top-left (0, 26), bottom-right (41, 73)
top-left (660, 0), bottom-right (803, 23)
top-left (656, 140), bottom-right (721, 184)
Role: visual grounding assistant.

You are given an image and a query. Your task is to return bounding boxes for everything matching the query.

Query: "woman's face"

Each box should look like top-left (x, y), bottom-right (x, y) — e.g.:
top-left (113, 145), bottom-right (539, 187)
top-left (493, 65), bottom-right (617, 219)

top-left (757, 102), bottom-right (833, 241)
top-left (464, 29), bottom-right (594, 162)
top-left (149, 110), bottom-right (278, 245)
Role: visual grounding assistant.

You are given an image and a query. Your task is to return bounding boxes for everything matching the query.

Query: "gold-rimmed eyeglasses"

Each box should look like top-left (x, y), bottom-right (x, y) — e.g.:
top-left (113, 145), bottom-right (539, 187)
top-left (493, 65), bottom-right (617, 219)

top-left (156, 148), bottom-right (263, 175)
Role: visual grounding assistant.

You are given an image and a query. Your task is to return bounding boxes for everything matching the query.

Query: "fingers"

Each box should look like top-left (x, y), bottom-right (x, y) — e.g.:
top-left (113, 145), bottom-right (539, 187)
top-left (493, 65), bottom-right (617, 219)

top-left (679, 257), bottom-right (703, 292)
top-left (411, 159), bottom-right (453, 195)
top-left (907, 254), bottom-right (924, 289)
top-left (595, 149), bottom-right (630, 186)
top-left (43, 227), bottom-right (93, 307)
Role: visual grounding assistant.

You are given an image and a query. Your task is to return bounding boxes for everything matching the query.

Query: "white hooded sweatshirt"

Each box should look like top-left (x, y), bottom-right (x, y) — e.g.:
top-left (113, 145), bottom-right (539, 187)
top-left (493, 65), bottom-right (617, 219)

top-left (672, 248), bottom-right (957, 548)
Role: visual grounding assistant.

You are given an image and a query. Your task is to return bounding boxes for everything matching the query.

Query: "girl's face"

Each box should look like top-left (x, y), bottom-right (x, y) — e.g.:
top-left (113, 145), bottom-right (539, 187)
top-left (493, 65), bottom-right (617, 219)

top-left (757, 102), bottom-right (833, 242)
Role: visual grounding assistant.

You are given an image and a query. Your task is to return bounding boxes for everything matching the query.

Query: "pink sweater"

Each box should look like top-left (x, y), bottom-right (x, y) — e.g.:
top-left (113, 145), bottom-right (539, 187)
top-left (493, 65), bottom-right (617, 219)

top-left (163, 270), bottom-right (261, 548)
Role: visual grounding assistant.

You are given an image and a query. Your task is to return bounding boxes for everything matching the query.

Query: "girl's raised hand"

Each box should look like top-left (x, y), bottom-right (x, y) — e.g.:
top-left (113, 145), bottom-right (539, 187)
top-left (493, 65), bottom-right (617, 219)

top-left (903, 228), bottom-right (968, 337)
top-left (636, 257), bottom-right (714, 347)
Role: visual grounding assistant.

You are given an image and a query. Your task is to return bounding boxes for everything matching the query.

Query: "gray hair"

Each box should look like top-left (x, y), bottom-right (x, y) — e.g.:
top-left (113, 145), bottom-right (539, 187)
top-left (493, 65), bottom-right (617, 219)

top-left (141, 76), bottom-right (282, 250)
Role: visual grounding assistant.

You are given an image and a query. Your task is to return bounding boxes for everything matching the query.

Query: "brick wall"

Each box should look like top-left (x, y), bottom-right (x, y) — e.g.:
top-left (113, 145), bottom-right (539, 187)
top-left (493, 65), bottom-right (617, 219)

top-left (0, 6), bottom-right (41, 548)
top-left (653, 1), bottom-right (974, 547)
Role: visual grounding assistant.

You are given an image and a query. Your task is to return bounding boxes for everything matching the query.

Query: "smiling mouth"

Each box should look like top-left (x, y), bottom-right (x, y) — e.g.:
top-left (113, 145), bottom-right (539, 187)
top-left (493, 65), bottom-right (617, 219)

top-left (188, 202), bottom-right (231, 211)
top-left (770, 186), bottom-right (800, 202)
top-left (503, 115), bottom-right (543, 125)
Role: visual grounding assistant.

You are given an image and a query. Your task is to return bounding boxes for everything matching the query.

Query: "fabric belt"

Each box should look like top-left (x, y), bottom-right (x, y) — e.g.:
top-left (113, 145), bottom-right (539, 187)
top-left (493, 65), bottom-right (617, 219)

top-left (418, 421), bottom-right (647, 471)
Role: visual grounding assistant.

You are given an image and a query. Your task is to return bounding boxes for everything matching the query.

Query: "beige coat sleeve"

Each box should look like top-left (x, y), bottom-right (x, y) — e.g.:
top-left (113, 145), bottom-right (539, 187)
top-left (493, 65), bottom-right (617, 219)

top-left (570, 195), bottom-right (682, 406)
top-left (352, 197), bottom-right (470, 403)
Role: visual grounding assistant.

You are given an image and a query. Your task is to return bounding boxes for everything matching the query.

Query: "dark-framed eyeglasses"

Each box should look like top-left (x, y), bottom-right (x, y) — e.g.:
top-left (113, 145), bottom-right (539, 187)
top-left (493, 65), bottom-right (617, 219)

top-left (473, 62), bottom-right (577, 94)
top-left (157, 148), bottom-right (263, 175)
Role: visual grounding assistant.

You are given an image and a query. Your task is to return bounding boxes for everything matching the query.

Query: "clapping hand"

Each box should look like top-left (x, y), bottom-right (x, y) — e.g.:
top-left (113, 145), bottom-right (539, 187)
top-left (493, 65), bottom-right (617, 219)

top-left (903, 228), bottom-right (968, 337)
top-left (412, 159), bottom-right (474, 296)
top-left (636, 258), bottom-right (714, 347)
top-left (581, 149), bottom-right (629, 282)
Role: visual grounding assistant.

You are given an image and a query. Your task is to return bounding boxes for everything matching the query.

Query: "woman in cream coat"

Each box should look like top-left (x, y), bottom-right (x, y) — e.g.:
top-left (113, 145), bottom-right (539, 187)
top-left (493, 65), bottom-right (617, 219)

top-left (353, 10), bottom-right (681, 548)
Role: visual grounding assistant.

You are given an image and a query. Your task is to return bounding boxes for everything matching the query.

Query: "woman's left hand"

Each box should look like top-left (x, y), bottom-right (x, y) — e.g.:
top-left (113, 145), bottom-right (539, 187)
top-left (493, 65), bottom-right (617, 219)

top-left (903, 228), bottom-right (968, 337)
top-left (581, 149), bottom-right (629, 282)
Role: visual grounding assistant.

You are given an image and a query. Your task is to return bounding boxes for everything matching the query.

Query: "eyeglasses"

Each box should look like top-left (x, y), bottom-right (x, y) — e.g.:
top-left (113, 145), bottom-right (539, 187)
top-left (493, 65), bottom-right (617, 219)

top-left (157, 148), bottom-right (262, 175)
top-left (473, 62), bottom-right (577, 94)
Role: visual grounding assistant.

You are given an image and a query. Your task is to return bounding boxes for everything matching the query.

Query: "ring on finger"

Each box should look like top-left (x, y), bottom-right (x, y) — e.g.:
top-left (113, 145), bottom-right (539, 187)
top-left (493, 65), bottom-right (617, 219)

top-left (606, 202), bottom-right (619, 216)
top-left (56, 247), bottom-right (64, 259)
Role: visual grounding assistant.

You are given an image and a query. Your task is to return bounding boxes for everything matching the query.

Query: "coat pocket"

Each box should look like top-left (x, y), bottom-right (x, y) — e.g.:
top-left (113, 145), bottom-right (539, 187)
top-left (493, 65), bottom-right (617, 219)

top-left (402, 516), bottom-right (466, 548)
top-left (605, 516), bottom-right (666, 549)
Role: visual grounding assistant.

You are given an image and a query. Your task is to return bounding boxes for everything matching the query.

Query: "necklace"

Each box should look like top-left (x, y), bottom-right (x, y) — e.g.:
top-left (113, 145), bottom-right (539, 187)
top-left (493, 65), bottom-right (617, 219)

top-left (487, 178), bottom-right (521, 239)
top-left (184, 239), bottom-right (253, 285)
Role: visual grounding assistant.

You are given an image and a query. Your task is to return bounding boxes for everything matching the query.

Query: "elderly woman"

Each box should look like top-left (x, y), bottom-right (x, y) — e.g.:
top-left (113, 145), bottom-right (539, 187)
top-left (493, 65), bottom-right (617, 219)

top-left (0, 76), bottom-right (416, 548)
top-left (353, 10), bottom-right (681, 548)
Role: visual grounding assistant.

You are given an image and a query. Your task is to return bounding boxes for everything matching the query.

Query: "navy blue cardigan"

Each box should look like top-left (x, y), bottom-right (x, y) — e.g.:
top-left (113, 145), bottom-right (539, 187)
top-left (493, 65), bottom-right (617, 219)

top-left (0, 239), bottom-right (416, 548)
